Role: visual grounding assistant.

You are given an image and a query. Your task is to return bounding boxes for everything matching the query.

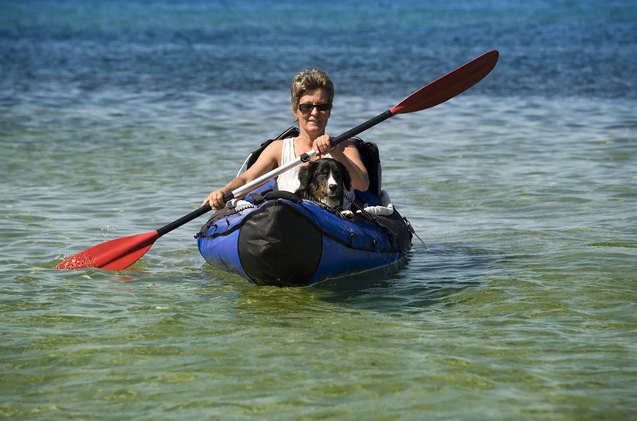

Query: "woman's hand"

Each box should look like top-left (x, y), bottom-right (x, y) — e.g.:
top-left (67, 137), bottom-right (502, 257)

top-left (312, 134), bottom-right (333, 158)
top-left (323, 139), bottom-right (370, 192)
top-left (202, 189), bottom-right (227, 210)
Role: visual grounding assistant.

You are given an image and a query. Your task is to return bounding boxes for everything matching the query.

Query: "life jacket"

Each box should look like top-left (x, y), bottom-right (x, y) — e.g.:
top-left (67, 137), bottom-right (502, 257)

top-left (245, 126), bottom-right (383, 206)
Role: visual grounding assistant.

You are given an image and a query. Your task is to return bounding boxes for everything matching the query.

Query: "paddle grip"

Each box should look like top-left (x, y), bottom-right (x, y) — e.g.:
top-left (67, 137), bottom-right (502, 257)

top-left (222, 192), bottom-right (235, 203)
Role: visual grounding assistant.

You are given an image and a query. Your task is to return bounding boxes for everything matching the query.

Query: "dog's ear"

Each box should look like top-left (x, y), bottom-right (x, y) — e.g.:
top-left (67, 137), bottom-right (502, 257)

top-left (295, 162), bottom-right (315, 196)
top-left (338, 161), bottom-right (352, 191)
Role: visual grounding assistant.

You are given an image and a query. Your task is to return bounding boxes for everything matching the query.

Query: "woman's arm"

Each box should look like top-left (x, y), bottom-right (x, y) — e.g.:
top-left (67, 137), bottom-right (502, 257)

top-left (202, 141), bottom-right (282, 209)
top-left (314, 136), bottom-right (369, 191)
top-left (334, 142), bottom-right (370, 191)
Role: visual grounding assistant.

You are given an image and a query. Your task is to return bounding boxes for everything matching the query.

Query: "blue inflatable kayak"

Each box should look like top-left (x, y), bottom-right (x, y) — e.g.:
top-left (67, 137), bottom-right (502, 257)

top-left (196, 127), bottom-right (413, 286)
top-left (196, 185), bottom-right (412, 286)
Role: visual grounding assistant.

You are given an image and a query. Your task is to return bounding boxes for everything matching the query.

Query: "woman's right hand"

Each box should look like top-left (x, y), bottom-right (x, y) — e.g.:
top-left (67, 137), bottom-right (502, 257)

top-left (202, 189), bottom-right (227, 210)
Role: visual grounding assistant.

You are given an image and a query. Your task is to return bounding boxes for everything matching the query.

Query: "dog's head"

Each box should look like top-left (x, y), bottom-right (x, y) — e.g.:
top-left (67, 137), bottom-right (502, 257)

top-left (295, 158), bottom-right (352, 208)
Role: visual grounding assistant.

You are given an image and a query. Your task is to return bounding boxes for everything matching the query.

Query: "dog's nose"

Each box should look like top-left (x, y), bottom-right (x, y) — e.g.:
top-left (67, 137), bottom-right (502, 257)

top-left (329, 184), bottom-right (338, 192)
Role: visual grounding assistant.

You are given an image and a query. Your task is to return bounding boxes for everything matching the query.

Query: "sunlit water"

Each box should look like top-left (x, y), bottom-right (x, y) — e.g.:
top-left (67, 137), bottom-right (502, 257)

top-left (2, 0), bottom-right (636, 419)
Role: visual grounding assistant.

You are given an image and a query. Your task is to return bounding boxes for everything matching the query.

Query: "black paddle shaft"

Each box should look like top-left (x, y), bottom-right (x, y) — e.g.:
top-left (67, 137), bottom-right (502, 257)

top-left (157, 204), bottom-right (212, 237)
top-left (298, 110), bottom-right (394, 163)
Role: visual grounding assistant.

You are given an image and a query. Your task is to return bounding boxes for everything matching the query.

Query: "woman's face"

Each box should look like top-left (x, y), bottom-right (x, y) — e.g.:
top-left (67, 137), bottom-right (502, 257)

top-left (294, 89), bottom-right (331, 138)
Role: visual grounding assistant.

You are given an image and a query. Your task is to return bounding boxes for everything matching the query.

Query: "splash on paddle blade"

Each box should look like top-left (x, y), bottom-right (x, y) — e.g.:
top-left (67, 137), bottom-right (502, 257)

top-left (54, 251), bottom-right (97, 270)
top-left (54, 231), bottom-right (159, 270)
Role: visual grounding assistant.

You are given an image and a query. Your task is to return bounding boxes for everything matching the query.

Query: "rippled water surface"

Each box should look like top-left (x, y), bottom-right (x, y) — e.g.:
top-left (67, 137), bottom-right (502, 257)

top-left (2, 0), bottom-right (636, 419)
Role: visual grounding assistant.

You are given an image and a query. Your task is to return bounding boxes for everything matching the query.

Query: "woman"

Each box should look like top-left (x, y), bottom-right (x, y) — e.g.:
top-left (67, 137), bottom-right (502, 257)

top-left (202, 68), bottom-right (369, 209)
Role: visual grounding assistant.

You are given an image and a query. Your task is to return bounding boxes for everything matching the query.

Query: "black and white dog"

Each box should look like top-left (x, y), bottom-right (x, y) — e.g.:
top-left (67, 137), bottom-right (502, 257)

top-left (295, 158), bottom-right (352, 209)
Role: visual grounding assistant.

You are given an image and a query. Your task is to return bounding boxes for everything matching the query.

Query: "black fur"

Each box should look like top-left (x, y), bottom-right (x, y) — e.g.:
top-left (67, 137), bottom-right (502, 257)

top-left (295, 158), bottom-right (352, 208)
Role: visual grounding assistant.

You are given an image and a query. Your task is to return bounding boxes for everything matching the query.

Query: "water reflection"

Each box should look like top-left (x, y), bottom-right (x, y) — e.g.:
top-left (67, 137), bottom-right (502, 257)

top-left (313, 242), bottom-right (498, 312)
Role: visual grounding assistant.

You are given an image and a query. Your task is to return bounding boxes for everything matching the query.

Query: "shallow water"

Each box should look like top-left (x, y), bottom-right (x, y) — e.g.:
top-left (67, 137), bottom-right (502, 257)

top-left (2, 0), bottom-right (637, 419)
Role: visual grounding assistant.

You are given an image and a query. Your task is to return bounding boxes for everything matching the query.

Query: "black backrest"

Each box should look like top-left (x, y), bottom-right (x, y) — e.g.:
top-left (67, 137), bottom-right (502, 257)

top-left (350, 137), bottom-right (382, 196)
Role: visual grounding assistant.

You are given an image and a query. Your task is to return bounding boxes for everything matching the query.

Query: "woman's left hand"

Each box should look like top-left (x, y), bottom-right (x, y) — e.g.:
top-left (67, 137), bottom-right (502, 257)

top-left (313, 134), bottom-right (333, 158)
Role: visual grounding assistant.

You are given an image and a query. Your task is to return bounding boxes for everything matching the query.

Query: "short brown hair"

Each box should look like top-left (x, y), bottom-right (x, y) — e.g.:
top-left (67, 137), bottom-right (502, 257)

top-left (290, 68), bottom-right (334, 111)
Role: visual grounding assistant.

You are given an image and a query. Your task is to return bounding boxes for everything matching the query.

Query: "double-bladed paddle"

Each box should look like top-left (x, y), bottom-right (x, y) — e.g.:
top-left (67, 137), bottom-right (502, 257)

top-left (54, 49), bottom-right (499, 270)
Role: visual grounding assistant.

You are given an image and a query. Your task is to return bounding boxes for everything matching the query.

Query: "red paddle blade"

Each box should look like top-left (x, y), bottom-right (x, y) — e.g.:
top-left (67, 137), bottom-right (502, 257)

top-left (54, 231), bottom-right (159, 270)
top-left (390, 50), bottom-right (499, 115)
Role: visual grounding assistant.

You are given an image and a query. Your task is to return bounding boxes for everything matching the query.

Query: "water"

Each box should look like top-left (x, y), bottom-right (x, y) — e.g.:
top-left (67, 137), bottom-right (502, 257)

top-left (2, 0), bottom-right (636, 419)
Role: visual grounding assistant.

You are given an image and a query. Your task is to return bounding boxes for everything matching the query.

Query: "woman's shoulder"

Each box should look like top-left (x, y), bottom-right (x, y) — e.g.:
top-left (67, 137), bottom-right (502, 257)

top-left (257, 138), bottom-right (284, 163)
top-left (264, 138), bottom-right (285, 152)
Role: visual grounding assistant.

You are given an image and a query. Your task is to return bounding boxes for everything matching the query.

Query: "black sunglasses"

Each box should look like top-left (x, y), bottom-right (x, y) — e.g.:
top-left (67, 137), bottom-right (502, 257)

top-left (298, 103), bottom-right (331, 113)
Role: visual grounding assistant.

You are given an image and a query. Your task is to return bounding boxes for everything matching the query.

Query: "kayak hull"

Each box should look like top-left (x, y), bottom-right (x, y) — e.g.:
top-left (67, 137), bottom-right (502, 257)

top-left (196, 191), bottom-right (412, 286)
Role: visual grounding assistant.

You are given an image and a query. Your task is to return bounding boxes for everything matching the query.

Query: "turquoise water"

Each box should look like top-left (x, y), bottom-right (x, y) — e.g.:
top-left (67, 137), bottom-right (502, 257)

top-left (2, 0), bottom-right (637, 419)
